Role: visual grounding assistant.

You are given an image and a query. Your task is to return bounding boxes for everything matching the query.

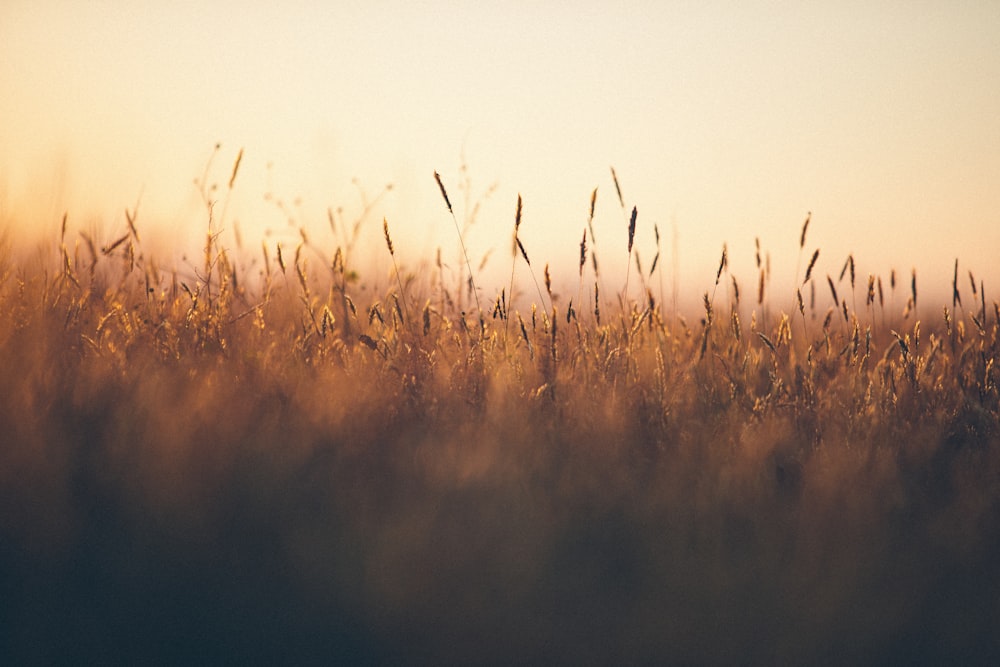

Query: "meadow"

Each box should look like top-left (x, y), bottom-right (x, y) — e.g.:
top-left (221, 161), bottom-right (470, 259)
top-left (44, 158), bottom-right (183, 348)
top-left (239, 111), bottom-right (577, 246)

top-left (1, 161), bottom-right (998, 664)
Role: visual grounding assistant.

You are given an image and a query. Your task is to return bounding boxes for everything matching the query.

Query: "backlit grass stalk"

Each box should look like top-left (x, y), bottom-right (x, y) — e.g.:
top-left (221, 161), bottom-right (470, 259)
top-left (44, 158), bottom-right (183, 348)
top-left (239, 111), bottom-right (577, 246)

top-left (622, 205), bottom-right (637, 306)
top-left (219, 147), bottom-right (244, 248)
top-left (383, 218), bottom-right (410, 324)
top-left (583, 187), bottom-right (607, 324)
top-left (434, 171), bottom-right (481, 319)
top-left (794, 212), bottom-right (811, 285)
top-left (650, 223), bottom-right (664, 321)
top-left (577, 228), bottom-right (587, 322)
top-left (505, 194), bottom-right (523, 343)
top-left (514, 236), bottom-right (549, 315)
top-left (711, 243), bottom-right (728, 302)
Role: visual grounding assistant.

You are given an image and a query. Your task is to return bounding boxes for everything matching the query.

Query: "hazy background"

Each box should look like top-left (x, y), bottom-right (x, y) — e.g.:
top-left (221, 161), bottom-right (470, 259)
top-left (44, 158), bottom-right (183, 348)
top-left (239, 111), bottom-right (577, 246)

top-left (2, 0), bottom-right (998, 305)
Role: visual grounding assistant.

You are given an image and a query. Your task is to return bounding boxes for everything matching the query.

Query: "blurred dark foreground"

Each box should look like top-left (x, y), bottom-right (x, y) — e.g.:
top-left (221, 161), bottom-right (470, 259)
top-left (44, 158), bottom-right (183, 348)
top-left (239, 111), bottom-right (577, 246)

top-left (2, 380), bottom-right (999, 666)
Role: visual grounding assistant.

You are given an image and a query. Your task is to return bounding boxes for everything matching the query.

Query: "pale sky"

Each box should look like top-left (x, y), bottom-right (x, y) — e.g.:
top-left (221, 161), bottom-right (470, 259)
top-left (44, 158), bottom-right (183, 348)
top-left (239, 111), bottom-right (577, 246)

top-left (2, 1), bottom-right (998, 306)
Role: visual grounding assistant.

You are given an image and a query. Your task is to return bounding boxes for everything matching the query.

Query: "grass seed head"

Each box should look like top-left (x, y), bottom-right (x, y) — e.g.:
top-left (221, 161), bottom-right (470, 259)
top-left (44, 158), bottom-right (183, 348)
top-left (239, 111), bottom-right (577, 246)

top-left (517, 238), bottom-right (530, 265)
top-left (715, 244), bottom-right (728, 285)
top-left (228, 147), bottom-right (244, 190)
top-left (627, 206), bottom-right (637, 253)
top-left (611, 166), bottom-right (624, 208)
top-left (433, 171), bottom-right (452, 213)
top-left (804, 249), bottom-right (820, 284)
top-left (383, 218), bottom-right (395, 256)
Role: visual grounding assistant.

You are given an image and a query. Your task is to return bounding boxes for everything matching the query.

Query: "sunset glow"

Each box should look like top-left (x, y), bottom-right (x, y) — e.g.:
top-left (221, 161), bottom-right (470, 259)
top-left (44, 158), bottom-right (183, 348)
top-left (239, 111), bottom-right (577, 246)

top-left (2, 1), bottom-right (998, 300)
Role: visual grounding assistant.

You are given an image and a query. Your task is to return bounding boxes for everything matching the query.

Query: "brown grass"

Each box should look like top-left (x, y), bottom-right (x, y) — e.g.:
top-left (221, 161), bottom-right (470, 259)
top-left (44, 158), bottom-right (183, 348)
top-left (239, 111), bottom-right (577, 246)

top-left (0, 172), bottom-right (998, 664)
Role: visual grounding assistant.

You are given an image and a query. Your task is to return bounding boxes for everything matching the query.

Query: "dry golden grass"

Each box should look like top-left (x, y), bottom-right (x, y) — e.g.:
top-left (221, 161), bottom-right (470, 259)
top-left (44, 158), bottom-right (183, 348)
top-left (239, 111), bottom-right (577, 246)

top-left (0, 171), bottom-right (998, 664)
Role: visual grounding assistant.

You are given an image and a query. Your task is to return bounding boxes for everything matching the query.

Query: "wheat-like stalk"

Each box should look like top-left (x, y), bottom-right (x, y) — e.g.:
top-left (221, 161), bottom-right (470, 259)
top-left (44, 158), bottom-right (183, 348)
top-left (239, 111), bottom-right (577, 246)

top-left (803, 249), bottom-right (819, 285)
top-left (795, 211), bottom-right (811, 286)
top-left (622, 206), bottom-right (638, 305)
top-left (505, 194), bottom-right (524, 342)
top-left (383, 218), bottom-right (410, 324)
top-left (434, 171), bottom-right (481, 319)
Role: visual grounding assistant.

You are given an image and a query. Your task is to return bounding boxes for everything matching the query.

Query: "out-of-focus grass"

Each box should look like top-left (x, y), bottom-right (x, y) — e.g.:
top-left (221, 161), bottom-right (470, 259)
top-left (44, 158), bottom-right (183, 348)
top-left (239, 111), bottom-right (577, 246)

top-left (0, 184), bottom-right (998, 664)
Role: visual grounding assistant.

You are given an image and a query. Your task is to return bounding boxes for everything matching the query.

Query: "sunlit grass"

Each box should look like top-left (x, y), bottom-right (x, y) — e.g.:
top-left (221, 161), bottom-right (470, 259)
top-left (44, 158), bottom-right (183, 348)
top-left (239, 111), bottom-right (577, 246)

top-left (1, 163), bottom-right (998, 664)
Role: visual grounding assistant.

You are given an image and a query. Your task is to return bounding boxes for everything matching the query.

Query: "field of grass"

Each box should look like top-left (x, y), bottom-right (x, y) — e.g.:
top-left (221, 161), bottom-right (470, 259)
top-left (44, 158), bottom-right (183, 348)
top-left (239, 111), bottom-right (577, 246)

top-left (1, 168), bottom-right (999, 664)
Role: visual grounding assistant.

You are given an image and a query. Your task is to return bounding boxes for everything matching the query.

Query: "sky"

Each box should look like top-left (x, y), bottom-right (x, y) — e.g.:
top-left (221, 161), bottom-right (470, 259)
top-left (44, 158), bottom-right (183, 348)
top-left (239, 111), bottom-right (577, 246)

top-left (2, 1), bottom-right (998, 307)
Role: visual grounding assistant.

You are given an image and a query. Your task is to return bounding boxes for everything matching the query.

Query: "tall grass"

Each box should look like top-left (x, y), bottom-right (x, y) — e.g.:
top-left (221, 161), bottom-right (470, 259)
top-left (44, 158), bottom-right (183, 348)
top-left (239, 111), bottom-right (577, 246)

top-left (0, 166), bottom-right (998, 664)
